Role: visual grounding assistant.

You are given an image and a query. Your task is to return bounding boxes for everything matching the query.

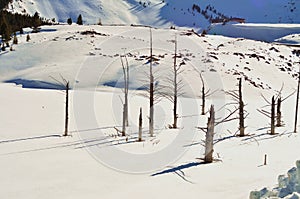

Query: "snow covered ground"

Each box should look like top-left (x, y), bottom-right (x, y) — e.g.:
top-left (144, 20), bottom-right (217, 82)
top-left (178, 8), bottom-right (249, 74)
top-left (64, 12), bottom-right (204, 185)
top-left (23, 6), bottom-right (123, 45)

top-left (209, 23), bottom-right (300, 43)
top-left (1, 24), bottom-right (300, 198)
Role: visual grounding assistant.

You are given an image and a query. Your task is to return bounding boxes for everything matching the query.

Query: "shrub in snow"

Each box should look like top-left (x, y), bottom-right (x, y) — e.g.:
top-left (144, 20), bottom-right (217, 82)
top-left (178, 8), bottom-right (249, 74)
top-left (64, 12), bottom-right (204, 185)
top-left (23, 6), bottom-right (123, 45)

top-left (13, 32), bottom-right (18, 44)
top-left (67, 18), bottom-right (72, 25)
top-left (77, 14), bottom-right (83, 25)
top-left (250, 160), bottom-right (300, 199)
top-left (26, 34), bottom-right (30, 42)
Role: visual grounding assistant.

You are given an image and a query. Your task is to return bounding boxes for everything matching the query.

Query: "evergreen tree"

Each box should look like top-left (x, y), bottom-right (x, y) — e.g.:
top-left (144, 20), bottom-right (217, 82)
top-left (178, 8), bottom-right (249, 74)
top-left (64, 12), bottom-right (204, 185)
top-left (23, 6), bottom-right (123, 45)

top-left (67, 18), bottom-right (72, 25)
top-left (77, 14), bottom-right (83, 25)
top-left (32, 12), bottom-right (42, 32)
top-left (1, 43), bottom-right (5, 51)
top-left (0, 9), bottom-right (47, 39)
top-left (0, 12), bottom-right (11, 43)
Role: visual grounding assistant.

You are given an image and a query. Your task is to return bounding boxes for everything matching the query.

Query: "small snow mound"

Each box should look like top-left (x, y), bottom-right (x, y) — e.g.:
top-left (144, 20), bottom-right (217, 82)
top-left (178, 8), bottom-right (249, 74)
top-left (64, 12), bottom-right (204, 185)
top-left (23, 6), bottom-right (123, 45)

top-left (284, 193), bottom-right (300, 199)
top-left (250, 160), bottom-right (300, 199)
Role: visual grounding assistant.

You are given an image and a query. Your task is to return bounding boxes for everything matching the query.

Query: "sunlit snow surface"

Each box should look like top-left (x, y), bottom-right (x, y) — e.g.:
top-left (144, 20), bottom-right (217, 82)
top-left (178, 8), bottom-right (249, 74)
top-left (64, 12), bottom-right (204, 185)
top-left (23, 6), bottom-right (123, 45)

top-left (1, 23), bottom-right (300, 198)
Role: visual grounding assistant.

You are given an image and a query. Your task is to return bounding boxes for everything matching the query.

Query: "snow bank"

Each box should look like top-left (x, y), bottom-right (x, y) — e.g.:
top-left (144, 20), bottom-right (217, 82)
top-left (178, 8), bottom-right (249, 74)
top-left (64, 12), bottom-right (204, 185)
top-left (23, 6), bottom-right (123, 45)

top-left (250, 161), bottom-right (300, 199)
top-left (209, 23), bottom-right (300, 42)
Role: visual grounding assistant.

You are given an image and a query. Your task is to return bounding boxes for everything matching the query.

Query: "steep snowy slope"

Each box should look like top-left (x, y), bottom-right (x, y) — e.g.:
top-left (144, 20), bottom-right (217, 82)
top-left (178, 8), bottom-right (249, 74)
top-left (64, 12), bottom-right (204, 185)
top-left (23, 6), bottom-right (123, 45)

top-left (7, 0), bottom-right (300, 28)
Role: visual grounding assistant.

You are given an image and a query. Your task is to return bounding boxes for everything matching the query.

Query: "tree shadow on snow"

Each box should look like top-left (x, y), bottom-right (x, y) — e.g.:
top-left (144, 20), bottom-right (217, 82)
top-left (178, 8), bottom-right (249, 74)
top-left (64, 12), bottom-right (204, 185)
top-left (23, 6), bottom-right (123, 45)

top-left (0, 134), bottom-right (61, 144)
top-left (151, 162), bottom-right (207, 183)
top-left (5, 79), bottom-right (65, 90)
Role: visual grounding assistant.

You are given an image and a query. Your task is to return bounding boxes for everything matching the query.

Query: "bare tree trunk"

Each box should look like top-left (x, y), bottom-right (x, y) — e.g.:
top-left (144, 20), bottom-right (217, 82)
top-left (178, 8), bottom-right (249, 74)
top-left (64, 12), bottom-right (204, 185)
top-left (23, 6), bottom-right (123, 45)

top-left (64, 81), bottom-right (69, 136)
top-left (204, 105), bottom-right (215, 163)
top-left (200, 73), bottom-right (205, 115)
top-left (238, 78), bottom-right (245, 136)
top-left (172, 35), bottom-right (178, 129)
top-left (125, 57), bottom-right (129, 127)
top-left (121, 55), bottom-right (129, 127)
top-left (138, 108), bottom-right (143, 142)
top-left (276, 97), bottom-right (282, 127)
top-left (202, 86), bottom-right (205, 115)
top-left (264, 154), bottom-right (267, 166)
top-left (122, 104), bottom-right (126, 136)
top-left (294, 71), bottom-right (300, 133)
top-left (271, 96), bottom-right (275, 135)
top-left (149, 28), bottom-right (154, 137)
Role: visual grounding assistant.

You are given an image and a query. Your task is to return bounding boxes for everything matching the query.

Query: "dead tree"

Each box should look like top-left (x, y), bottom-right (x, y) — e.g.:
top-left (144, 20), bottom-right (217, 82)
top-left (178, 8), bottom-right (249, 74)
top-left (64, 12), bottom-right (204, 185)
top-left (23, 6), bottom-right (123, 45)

top-left (163, 34), bottom-right (185, 129)
top-left (121, 55), bottom-right (129, 127)
top-left (258, 85), bottom-right (294, 134)
top-left (238, 78), bottom-right (245, 136)
top-left (49, 75), bottom-right (70, 137)
top-left (274, 84), bottom-right (294, 127)
top-left (149, 28), bottom-right (154, 137)
top-left (258, 96), bottom-right (276, 135)
top-left (138, 108), bottom-right (143, 142)
top-left (199, 72), bottom-right (215, 115)
top-left (205, 105), bottom-right (215, 163)
top-left (275, 85), bottom-right (295, 127)
top-left (198, 104), bottom-right (239, 163)
top-left (121, 105), bottom-right (126, 136)
top-left (224, 78), bottom-right (247, 136)
top-left (295, 69), bottom-right (300, 133)
top-left (64, 81), bottom-right (70, 136)
top-left (119, 54), bottom-right (130, 137)
top-left (271, 96), bottom-right (275, 135)
top-left (276, 97), bottom-right (282, 127)
top-left (172, 34), bottom-right (179, 128)
top-left (139, 28), bottom-right (164, 136)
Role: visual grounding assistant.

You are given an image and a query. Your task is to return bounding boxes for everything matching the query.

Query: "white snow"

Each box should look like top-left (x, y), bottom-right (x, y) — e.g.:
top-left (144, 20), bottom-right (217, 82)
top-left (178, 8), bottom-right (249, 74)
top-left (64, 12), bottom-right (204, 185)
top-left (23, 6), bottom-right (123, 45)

top-left (1, 23), bottom-right (300, 199)
top-left (209, 23), bottom-right (300, 43)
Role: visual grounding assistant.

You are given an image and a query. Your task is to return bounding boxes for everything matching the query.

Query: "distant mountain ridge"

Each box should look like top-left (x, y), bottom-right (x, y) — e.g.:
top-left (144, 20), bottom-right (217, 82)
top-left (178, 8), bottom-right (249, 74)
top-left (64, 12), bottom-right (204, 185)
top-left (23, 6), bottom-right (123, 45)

top-left (6, 0), bottom-right (300, 29)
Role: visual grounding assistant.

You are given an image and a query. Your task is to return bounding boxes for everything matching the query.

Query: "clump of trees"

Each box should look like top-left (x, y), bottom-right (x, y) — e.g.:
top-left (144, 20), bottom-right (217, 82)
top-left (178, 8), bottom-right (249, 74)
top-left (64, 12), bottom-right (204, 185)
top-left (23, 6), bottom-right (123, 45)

top-left (67, 14), bottom-right (84, 25)
top-left (0, 0), bottom-right (13, 10)
top-left (258, 85), bottom-right (295, 135)
top-left (67, 18), bottom-right (72, 25)
top-left (0, 10), bottom-right (45, 47)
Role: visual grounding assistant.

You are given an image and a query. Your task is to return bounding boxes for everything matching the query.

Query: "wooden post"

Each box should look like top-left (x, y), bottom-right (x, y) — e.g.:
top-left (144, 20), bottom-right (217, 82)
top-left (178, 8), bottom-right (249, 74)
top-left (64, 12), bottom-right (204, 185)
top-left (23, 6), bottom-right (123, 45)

top-left (239, 78), bottom-right (245, 136)
top-left (271, 96), bottom-right (275, 135)
top-left (264, 154), bottom-right (267, 166)
top-left (64, 81), bottom-right (69, 136)
top-left (138, 108), bottom-right (143, 142)
top-left (204, 105), bottom-right (215, 163)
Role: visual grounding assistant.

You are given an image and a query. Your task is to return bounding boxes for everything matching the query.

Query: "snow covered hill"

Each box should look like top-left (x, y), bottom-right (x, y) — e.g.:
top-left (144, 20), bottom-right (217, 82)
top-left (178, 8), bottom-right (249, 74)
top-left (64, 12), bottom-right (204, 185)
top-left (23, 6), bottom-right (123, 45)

top-left (209, 23), bottom-right (300, 43)
top-left (7, 0), bottom-right (300, 29)
top-left (1, 24), bottom-right (299, 92)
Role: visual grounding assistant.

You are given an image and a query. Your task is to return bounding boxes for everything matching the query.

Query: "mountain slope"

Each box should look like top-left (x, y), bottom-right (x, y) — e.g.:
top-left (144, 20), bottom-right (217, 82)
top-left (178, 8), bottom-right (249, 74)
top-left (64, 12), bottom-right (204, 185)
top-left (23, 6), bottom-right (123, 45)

top-left (7, 0), bottom-right (300, 29)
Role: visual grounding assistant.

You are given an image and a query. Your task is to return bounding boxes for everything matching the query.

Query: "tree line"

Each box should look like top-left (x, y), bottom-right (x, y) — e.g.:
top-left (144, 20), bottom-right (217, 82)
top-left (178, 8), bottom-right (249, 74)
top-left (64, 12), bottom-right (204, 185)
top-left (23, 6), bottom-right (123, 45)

top-left (0, 0), bottom-right (13, 10)
top-left (0, 10), bottom-right (47, 45)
